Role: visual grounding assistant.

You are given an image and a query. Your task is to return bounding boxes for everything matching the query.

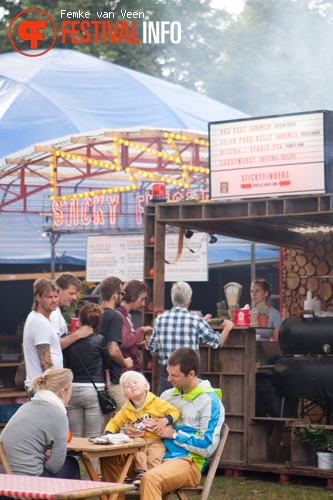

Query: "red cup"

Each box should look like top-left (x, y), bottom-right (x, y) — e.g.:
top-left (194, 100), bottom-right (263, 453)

top-left (70, 317), bottom-right (79, 332)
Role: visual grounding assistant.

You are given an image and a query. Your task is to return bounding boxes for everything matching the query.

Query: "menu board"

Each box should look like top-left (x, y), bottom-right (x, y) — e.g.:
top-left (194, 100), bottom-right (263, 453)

top-left (165, 233), bottom-right (208, 282)
top-left (209, 110), bottom-right (333, 199)
top-left (86, 233), bottom-right (208, 282)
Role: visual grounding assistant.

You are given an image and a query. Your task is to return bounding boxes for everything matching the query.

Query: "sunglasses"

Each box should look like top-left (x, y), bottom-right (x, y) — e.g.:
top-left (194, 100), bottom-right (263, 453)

top-left (117, 291), bottom-right (126, 297)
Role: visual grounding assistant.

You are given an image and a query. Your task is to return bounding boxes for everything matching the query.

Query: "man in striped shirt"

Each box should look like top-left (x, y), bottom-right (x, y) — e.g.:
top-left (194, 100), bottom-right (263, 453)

top-left (148, 281), bottom-right (233, 395)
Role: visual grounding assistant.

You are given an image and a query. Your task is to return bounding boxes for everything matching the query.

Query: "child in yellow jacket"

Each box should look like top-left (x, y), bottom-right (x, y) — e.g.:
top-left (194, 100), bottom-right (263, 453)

top-left (104, 370), bottom-right (180, 487)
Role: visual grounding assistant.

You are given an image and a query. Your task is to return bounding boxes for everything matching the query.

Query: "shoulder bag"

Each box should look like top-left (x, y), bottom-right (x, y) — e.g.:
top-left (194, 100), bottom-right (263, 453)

top-left (72, 347), bottom-right (116, 414)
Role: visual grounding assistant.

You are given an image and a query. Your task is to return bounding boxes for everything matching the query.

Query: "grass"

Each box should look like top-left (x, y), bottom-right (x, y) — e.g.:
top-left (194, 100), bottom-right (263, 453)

top-left (168, 471), bottom-right (333, 500)
top-left (82, 463), bottom-right (333, 499)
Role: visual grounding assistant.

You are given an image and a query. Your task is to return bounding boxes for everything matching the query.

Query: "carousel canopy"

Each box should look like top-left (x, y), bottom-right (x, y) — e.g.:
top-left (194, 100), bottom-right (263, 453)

top-left (0, 49), bottom-right (275, 269)
top-left (0, 48), bottom-right (247, 160)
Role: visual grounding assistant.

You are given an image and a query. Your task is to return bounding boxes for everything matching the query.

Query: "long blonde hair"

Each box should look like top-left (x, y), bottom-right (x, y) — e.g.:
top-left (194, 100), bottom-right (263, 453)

top-left (31, 367), bottom-right (73, 394)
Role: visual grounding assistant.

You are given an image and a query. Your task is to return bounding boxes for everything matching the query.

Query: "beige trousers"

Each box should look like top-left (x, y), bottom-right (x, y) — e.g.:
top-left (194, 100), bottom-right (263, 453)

top-left (133, 438), bottom-right (166, 472)
top-left (100, 454), bottom-right (200, 500)
top-left (100, 438), bottom-right (165, 476)
top-left (140, 457), bottom-right (201, 500)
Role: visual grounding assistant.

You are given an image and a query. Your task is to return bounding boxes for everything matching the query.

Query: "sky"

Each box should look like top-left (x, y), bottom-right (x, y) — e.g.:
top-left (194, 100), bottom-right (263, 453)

top-left (211, 0), bottom-right (246, 14)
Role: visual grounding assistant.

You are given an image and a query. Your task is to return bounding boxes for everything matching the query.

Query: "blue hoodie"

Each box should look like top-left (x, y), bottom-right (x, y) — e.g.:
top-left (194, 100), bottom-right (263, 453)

top-left (160, 379), bottom-right (225, 472)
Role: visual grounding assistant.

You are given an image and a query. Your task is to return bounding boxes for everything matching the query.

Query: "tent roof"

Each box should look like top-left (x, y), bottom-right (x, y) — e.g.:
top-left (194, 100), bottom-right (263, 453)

top-left (0, 49), bottom-right (270, 269)
top-left (0, 49), bottom-right (247, 160)
top-left (0, 219), bottom-right (279, 267)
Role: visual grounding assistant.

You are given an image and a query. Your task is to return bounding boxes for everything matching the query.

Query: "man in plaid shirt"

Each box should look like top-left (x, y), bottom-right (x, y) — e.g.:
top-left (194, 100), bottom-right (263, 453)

top-left (148, 282), bottom-right (233, 395)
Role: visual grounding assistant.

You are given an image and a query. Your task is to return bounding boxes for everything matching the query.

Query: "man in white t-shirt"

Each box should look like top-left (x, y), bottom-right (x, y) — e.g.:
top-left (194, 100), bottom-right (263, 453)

top-left (50, 273), bottom-right (92, 349)
top-left (23, 278), bottom-right (63, 389)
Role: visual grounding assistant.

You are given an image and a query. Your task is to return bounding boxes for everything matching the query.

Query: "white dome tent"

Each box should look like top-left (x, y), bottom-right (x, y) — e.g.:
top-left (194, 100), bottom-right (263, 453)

top-left (0, 48), bottom-right (246, 161)
top-left (0, 48), bottom-right (277, 274)
top-left (0, 49), bottom-right (279, 334)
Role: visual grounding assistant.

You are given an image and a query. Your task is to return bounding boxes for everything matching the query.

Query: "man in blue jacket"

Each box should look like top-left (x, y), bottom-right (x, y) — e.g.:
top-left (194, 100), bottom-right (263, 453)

top-left (140, 347), bottom-right (225, 499)
top-left (100, 347), bottom-right (224, 498)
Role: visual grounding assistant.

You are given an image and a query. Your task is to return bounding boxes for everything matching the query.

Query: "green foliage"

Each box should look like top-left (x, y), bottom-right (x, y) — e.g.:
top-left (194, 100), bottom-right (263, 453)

top-left (62, 280), bottom-right (96, 324)
top-left (4, 0), bottom-right (333, 121)
top-left (156, 0), bottom-right (230, 92)
top-left (297, 425), bottom-right (333, 453)
top-left (207, 319), bottom-right (222, 325)
top-left (0, 0), bottom-right (228, 87)
top-left (229, 303), bottom-right (240, 311)
top-left (206, 0), bottom-right (333, 115)
top-left (216, 300), bottom-right (228, 317)
top-left (258, 304), bottom-right (269, 316)
top-left (216, 300), bottom-right (227, 310)
top-left (0, 0), bottom-right (163, 73)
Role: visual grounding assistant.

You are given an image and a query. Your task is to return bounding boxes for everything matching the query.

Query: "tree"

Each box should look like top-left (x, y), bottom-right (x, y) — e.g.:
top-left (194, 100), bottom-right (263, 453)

top-left (205, 0), bottom-right (333, 116)
top-left (0, 0), bottom-right (165, 74)
top-left (155, 0), bottom-right (231, 93)
top-left (0, 0), bottom-right (228, 84)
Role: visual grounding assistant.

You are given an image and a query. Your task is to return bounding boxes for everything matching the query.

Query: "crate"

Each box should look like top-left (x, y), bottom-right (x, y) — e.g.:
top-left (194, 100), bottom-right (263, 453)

top-left (0, 404), bottom-right (21, 422)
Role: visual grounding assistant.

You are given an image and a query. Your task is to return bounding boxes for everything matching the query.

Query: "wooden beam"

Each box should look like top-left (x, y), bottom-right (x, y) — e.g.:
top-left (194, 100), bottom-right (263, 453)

top-left (105, 131), bottom-right (142, 138)
top-left (139, 129), bottom-right (208, 140)
top-left (34, 145), bottom-right (57, 153)
top-left (0, 270), bottom-right (86, 282)
top-left (156, 219), bottom-right (306, 249)
top-left (71, 136), bottom-right (111, 144)
top-left (133, 129), bottom-right (163, 138)
top-left (5, 157), bottom-right (38, 165)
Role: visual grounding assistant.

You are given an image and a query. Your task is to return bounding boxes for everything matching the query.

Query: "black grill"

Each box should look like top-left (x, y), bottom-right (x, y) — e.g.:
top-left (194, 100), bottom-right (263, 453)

top-left (278, 314), bottom-right (333, 355)
top-left (271, 314), bottom-right (333, 418)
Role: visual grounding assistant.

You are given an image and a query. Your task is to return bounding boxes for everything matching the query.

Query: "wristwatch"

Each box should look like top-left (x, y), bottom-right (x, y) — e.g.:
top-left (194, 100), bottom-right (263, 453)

top-left (172, 431), bottom-right (178, 440)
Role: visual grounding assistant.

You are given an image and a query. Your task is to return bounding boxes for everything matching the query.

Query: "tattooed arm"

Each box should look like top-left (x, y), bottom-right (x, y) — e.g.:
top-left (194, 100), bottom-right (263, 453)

top-left (36, 344), bottom-right (54, 372)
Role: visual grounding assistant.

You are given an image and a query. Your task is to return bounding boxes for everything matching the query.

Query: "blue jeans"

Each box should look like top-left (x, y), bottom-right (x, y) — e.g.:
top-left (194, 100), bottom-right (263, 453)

top-left (157, 365), bottom-right (173, 396)
top-left (40, 455), bottom-right (80, 479)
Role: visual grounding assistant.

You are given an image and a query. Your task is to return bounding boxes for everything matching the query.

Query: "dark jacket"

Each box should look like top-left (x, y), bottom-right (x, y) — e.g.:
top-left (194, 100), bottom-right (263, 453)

top-left (63, 333), bottom-right (111, 384)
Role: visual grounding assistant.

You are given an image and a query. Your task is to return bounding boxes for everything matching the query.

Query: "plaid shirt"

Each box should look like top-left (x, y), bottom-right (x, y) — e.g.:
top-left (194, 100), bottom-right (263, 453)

top-left (149, 307), bottom-right (221, 366)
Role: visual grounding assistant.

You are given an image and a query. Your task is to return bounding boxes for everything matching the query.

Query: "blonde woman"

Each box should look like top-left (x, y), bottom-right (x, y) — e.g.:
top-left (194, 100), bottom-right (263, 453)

top-left (0, 367), bottom-right (80, 479)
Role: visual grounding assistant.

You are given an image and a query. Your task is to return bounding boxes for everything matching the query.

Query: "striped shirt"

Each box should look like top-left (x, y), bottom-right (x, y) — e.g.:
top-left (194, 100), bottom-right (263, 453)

top-left (149, 307), bottom-right (221, 365)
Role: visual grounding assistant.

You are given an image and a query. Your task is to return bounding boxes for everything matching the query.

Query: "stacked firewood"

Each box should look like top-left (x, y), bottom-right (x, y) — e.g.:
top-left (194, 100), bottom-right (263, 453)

top-left (282, 230), bottom-right (333, 318)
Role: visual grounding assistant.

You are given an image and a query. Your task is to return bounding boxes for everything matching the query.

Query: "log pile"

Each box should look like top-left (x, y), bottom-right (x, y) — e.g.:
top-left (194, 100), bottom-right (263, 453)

top-left (282, 230), bottom-right (333, 318)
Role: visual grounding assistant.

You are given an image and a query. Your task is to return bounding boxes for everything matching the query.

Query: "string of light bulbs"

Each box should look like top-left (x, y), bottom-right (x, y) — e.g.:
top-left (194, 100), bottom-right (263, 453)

top-left (49, 138), bottom-right (208, 200)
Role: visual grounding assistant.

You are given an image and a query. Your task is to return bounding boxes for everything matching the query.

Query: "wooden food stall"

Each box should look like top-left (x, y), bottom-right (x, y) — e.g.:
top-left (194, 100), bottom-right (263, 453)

top-left (142, 187), bottom-right (333, 483)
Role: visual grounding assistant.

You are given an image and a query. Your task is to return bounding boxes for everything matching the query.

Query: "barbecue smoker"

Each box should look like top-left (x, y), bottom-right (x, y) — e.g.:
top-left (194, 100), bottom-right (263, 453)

top-left (272, 313), bottom-right (333, 423)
